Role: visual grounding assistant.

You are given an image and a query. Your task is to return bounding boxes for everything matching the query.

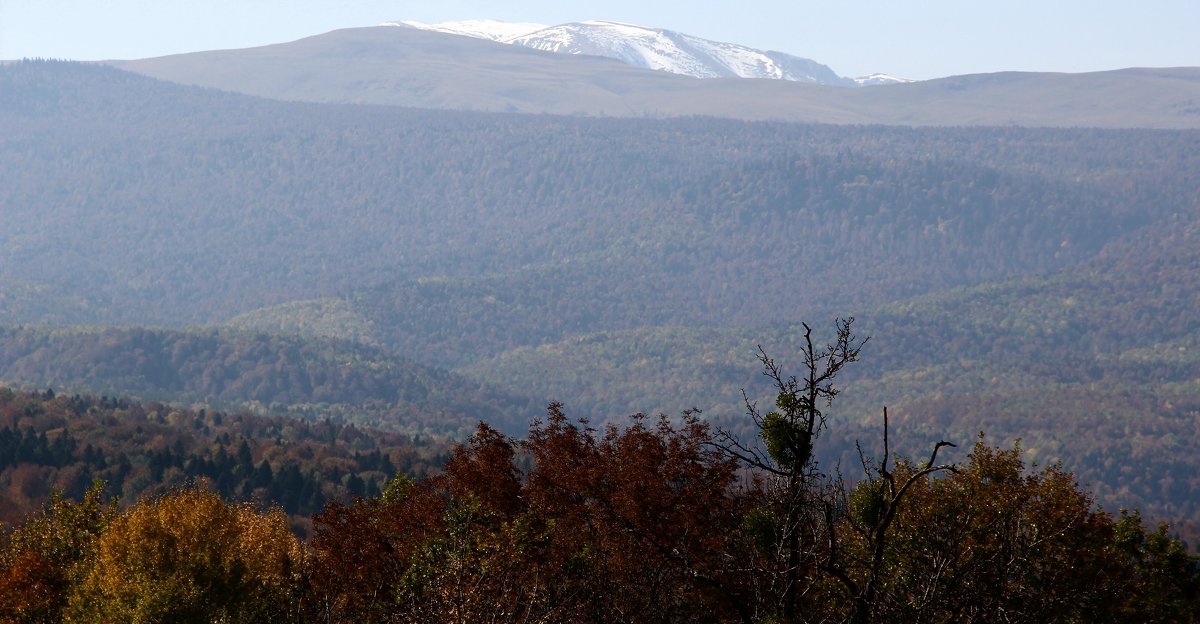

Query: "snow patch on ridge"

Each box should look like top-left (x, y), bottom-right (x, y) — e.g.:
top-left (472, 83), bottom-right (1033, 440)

top-left (853, 73), bottom-right (913, 86)
top-left (385, 19), bottom-right (547, 42)
top-left (392, 18), bottom-right (886, 86)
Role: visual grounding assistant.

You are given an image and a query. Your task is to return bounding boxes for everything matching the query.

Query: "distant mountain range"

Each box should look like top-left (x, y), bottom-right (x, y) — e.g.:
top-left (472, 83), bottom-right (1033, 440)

top-left (111, 25), bottom-right (1200, 128)
top-left (388, 19), bottom-right (875, 86)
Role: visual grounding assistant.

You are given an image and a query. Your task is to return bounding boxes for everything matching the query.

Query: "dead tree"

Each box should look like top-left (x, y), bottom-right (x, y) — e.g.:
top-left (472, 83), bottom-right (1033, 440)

top-left (713, 318), bottom-right (956, 624)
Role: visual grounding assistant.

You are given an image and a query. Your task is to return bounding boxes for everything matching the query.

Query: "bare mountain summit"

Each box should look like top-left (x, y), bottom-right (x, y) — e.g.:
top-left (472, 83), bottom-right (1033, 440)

top-left (111, 26), bottom-right (1200, 128)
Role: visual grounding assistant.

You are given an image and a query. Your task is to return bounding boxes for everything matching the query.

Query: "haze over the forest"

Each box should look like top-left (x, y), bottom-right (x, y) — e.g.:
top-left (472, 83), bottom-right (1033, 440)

top-left (1, 55), bottom-right (1199, 546)
top-left (2, 10), bottom-right (1199, 618)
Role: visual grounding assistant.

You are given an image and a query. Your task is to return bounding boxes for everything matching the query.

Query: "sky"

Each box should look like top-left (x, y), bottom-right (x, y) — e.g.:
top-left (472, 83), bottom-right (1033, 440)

top-left (1, 1), bottom-right (1196, 80)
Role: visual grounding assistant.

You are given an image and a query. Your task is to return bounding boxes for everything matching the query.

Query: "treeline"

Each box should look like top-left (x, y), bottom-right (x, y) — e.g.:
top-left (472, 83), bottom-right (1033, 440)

top-left (0, 387), bottom-right (447, 530)
top-left (2, 409), bottom-right (1196, 623)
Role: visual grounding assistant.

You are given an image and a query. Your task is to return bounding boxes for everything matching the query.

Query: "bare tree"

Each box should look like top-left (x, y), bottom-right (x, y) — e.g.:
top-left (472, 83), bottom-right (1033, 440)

top-left (713, 318), bottom-right (956, 624)
top-left (713, 318), bottom-right (865, 479)
top-left (841, 409), bottom-right (956, 624)
top-left (712, 318), bottom-right (865, 622)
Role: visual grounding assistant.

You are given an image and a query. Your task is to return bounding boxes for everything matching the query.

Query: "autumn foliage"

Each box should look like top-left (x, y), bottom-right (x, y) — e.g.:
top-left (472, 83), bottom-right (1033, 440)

top-left (66, 488), bottom-right (304, 623)
top-left (308, 405), bottom-right (749, 623)
top-left (3, 367), bottom-right (1199, 624)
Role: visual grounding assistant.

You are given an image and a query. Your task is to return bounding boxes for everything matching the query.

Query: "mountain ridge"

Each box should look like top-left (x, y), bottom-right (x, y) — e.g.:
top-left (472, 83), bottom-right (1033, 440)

top-left (110, 27), bottom-right (1200, 128)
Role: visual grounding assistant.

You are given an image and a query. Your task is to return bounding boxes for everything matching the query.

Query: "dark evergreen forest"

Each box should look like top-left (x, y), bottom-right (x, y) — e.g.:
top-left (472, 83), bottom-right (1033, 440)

top-left (0, 388), bottom-right (446, 531)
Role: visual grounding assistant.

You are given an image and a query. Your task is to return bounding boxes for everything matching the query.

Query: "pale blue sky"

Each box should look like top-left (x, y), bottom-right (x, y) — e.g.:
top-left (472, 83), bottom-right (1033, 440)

top-left (1, 1), bottom-right (1196, 79)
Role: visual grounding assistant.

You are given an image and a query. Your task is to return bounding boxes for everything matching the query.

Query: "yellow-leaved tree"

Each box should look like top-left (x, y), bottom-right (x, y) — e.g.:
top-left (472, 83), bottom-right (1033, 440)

top-left (65, 487), bottom-right (304, 624)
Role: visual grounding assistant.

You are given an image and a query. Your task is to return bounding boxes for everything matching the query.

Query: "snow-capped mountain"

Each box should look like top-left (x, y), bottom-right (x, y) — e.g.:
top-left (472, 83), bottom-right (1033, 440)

top-left (505, 20), bottom-right (854, 85)
top-left (390, 19), bottom-right (856, 86)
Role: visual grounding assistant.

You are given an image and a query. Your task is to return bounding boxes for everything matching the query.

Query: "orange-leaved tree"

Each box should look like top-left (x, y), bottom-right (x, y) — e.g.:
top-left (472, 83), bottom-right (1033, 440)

top-left (310, 407), bottom-right (754, 623)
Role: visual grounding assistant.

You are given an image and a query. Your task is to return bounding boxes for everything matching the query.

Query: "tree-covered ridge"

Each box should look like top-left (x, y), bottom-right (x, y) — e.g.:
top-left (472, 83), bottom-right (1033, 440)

top-left (0, 387), bottom-right (445, 531)
top-left (462, 210), bottom-right (1200, 407)
top-left (222, 298), bottom-right (382, 348)
top-left (3, 61), bottom-right (1199, 343)
top-left (0, 277), bottom-right (95, 328)
top-left (0, 325), bottom-right (535, 436)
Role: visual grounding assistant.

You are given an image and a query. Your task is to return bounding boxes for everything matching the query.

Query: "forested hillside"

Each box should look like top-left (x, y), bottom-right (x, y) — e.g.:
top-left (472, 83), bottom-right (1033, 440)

top-left (3, 392), bottom-right (1197, 623)
top-left (0, 387), bottom-right (444, 531)
top-left (460, 221), bottom-right (1200, 536)
top-left (3, 62), bottom-right (1198, 337)
top-left (0, 326), bottom-right (534, 437)
top-left (2, 60), bottom-right (1200, 547)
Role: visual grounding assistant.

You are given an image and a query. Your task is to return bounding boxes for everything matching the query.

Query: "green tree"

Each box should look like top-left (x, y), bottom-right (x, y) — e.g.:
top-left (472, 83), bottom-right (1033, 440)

top-left (0, 481), bottom-right (115, 624)
top-left (859, 441), bottom-right (1154, 623)
top-left (1110, 509), bottom-right (1200, 622)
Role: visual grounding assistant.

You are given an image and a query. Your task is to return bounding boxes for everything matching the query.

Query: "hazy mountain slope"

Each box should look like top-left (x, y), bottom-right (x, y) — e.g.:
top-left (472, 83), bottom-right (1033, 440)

top-left (4, 62), bottom-right (1199, 354)
top-left (843, 68), bottom-right (1200, 128)
top-left (0, 276), bottom-right (101, 326)
top-left (222, 298), bottom-right (382, 348)
top-left (111, 27), bottom-right (1200, 128)
top-left (224, 138), bottom-right (1199, 368)
top-left (455, 218), bottom-right (1200, 531)
top-left (0, 325), bottom-right (534, 436)
top-left (458, 209), bottom-right (1200, 419)
top-left (458, 233), bottom-right (1200, 426)
top-left (112, 27), bottom-right (709, 118)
